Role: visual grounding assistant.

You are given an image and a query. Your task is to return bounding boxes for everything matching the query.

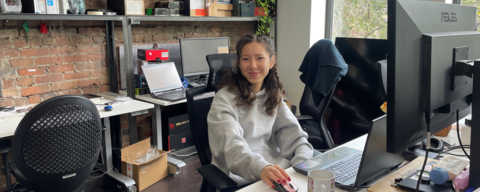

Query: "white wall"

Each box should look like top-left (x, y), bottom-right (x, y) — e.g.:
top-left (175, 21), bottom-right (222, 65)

top-left (277, 0), bottom-right (327, 113)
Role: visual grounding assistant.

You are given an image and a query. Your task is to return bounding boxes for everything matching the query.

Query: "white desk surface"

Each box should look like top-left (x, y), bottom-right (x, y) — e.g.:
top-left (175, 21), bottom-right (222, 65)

top-left (119, 90), bottom-right (186, 106)
top-left (0, 99), bottom-right (154, 138)
top-left (238, 134), bottom-right (368, 192)
top-left (239, 125), bottom-right (468, 192)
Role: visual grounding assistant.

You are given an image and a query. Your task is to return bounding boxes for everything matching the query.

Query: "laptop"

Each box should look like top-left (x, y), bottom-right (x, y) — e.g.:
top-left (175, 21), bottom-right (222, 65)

top-left (293, 115), bottom-right (405, 187)
top-left (142, 62), bottom-right (186, 101)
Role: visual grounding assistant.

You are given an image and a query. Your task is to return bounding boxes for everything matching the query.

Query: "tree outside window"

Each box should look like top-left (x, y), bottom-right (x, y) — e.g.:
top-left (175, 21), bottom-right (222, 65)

top-left (333, 0), bottom-right (388, 41)
top-left (332, 0), bottom-right (479, 42)
top-left (461, 0), bottom-right (480, 32)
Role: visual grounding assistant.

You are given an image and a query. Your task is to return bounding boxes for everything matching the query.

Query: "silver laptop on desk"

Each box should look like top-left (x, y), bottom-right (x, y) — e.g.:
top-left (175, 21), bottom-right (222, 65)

top-left (142, 62), bottom-right (186, 101)
top-left (293, 115), bottom-right (405, 187)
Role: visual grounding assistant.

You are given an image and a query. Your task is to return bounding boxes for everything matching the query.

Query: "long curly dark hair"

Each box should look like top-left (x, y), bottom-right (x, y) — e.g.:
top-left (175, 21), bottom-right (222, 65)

top-left (217, 35), bottom-right (283, 115)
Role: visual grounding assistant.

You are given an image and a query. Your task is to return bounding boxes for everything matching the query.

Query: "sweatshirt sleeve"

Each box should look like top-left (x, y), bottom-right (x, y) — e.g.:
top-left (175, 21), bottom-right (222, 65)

top-left (273, 101), bottom-right (314, 166)
top-left (207, 90), bottom-right (271, 182)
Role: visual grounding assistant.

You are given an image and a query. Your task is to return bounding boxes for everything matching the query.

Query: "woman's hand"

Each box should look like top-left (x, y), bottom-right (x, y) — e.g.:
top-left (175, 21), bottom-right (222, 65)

top-left (261, 165), bottom-right (291, 189)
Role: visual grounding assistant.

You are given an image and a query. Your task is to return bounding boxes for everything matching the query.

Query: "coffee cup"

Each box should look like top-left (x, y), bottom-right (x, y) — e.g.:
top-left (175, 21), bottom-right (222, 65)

top-left (307, 170), bottom-right (335, 192)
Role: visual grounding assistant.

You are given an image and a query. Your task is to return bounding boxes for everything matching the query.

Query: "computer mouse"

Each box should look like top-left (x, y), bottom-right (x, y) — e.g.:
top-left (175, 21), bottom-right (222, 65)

top-left (104, 106), bottom-right (113, 112)
top-left (273, 181), bottom-right (298, 192)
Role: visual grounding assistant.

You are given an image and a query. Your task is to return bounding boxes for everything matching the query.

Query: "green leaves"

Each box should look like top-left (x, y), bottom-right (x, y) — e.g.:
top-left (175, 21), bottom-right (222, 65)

top-left (255, 0), bottom-right (275, 36)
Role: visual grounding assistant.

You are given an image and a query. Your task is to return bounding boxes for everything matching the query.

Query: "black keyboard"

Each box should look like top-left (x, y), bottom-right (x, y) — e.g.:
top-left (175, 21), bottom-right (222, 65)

top-left (153, 90), bottom-right (186, 101)
top-left (324, 153), bottom-right (362, 183)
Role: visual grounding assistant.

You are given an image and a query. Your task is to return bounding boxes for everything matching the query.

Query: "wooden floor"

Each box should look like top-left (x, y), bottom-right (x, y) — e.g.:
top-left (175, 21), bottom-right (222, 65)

top-left (143, 155), bottom-right (203, 192)
top-left (93, 154), bottom-right (203, 192)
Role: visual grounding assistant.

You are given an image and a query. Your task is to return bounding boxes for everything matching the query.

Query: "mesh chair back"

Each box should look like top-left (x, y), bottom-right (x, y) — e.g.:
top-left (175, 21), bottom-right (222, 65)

top-left (186, 88), bottom-right (215, 166)
top-left (12, 95), bottom-right (102, 192)
top-left (299, 84), bottom-right (337, 149)
top-left (205, 53), bottom-right (237, 92)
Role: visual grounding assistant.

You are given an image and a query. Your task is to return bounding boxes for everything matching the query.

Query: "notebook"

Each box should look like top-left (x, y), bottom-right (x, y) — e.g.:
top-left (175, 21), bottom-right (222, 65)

top-left (142, 62), bottom-right (186, 101)
top-left (293, 115), bottom-right (405, 187)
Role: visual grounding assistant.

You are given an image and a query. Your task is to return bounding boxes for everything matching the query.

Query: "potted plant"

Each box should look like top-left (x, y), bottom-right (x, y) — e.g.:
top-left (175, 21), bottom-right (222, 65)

top-left (255, 0), bottom-right (275, 37)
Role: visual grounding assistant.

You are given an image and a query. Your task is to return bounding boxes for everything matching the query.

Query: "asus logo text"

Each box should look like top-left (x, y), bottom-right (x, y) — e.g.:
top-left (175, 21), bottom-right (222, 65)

top-left (441, 12), bottom-right (457, 22)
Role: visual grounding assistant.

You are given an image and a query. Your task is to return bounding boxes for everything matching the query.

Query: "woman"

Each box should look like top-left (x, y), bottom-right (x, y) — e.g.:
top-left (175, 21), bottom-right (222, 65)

top-left (207, 34), bottom-right (313, 189)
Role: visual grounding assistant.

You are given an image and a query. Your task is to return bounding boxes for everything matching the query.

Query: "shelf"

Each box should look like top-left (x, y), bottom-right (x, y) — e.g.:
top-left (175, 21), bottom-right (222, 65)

top-left (0, 14), bottom-right (259, 22)
top-left (127, 16), bottom-right (258, 22)
top-left (0, 13), bottom-right (124, 21)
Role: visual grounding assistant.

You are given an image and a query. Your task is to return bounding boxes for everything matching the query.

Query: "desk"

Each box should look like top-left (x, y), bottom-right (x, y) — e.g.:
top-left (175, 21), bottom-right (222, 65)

top-left (0, 99), bottom-right (154, 190)
top-left (239, 129), bottom-right (466, 192)
top-left (120, 91), bottom-right (187, 150)
top-left (238, 135), bottom-right (368, 192)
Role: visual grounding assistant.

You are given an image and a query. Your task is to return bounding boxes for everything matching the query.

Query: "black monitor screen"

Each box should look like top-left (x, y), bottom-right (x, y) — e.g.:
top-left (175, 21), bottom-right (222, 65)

top-left (387, 0), bottom-right (479, 153)
top-left (180, 38), bottom-right (230, 77)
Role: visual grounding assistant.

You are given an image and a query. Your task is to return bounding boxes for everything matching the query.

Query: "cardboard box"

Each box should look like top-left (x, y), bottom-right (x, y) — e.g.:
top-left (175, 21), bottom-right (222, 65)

top-left (107, 0), bottom-right (144, 15)
top-left (206, 0), bottom-right (233, 17)
top-left (121, 138), bottom-right (168, 191)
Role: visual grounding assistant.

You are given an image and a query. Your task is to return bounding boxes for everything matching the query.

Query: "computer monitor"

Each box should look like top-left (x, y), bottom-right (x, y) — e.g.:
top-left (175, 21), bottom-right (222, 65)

top-left (180, 37), bottom-right (230, 77)
top-left (387, 0), bottom-right (479, 153)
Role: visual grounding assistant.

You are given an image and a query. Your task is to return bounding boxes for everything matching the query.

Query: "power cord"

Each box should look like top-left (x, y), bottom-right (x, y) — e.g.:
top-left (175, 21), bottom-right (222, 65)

top-left (456, 109), bottom-right (470, 159)
top-left (416, 111), bottom-right (431, 192)
top-left (171, 151), bottom-right (197, 157)
top-left (88, 166), bottom-right (113, 179)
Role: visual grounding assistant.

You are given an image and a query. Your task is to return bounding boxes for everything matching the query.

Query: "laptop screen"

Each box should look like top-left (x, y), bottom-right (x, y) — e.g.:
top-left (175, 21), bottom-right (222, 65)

top-left (142, 62), bottom-right (183, 93)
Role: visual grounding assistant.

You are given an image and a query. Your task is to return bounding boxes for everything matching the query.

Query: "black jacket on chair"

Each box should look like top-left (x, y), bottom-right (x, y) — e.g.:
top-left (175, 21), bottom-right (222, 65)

top-left (297, 39), bottom-right (348, 150)
top-left (299, 39), bottom-right (348, 106)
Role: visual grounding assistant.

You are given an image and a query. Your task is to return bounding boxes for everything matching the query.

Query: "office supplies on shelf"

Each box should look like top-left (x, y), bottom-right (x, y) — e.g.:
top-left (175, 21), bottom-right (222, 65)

top-left (45, 0), bottom-right (59, 14)
top-left (206, 0), bottom-right (233, 17)
top-left (154, 8), bottom-right (180, 16)
top-left (107, 0), bottom-right (144, 15)
top-left (143, 62), bottom-right (186, 101)
top-left (22, 0), bottom-right (46, 14)
top-left (0, 0), bottom-right (22, 13)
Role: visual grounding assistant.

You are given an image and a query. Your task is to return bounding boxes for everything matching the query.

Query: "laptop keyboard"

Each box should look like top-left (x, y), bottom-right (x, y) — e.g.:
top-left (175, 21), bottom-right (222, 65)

top-left (324, 153), bottom-right (362, 183)
top-left (155, 90), bottom-right (185, 100)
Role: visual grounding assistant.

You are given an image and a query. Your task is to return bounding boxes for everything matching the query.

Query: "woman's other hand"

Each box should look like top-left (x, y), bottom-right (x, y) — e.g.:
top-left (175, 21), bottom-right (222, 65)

top-left (261, 165), bottom-right (291, 189)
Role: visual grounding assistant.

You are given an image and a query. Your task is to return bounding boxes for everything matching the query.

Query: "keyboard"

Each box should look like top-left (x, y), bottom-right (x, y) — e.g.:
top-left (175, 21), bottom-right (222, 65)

top-left (152, 90), bottom-right (186, 101)
top-left (323, 153), bottom-right (362, 183)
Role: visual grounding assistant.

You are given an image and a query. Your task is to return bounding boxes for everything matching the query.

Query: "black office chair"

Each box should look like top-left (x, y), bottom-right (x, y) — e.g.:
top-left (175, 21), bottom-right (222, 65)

top-left (185, 53), bottom-right (244, 192)
top-left (205, 53), bottom-right (238, 92)
top-left (297, 84), bottom-right (336, 150)
top-left (8, 95), bottom-right (103, 192)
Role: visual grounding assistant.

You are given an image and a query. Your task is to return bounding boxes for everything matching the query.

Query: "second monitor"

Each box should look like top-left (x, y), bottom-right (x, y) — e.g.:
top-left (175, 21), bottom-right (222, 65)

top-left (180, 37), bottom-right (230, 78)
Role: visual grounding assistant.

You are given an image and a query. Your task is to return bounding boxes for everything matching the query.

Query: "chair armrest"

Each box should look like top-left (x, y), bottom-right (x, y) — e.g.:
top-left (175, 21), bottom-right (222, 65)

top-left (197, 164), bottom-right (238, 190)
top-left (295, 115), bottom-right (313, 121)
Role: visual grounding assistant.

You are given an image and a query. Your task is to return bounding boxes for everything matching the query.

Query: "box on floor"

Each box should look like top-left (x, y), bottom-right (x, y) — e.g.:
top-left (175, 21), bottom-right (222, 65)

top-left (121, 138), bottom-right (168, 191)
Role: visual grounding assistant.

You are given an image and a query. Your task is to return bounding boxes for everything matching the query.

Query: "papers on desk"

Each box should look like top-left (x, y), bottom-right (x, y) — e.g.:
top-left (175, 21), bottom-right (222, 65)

top-left (0, 112), bottom-right (13, 116)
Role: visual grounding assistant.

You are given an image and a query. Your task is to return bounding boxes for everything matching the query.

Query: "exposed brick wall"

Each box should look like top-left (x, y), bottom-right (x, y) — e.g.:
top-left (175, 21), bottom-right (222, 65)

top-left (0, 5), bottom-right (256, 190)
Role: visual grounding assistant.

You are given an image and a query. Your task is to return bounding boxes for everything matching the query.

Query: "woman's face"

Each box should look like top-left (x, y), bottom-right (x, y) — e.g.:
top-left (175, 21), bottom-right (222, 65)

top-left (239, 42), bottom-right (275, 92)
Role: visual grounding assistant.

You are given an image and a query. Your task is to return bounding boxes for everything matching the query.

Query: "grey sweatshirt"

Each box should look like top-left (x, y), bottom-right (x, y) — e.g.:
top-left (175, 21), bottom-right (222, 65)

top-left (207, 87), bottom-right (313, 185)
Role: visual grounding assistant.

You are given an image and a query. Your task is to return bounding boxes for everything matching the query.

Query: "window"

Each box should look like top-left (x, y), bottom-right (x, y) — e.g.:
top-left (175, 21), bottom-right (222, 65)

top-left (332, 0), bottom-right (479, 41)
top-left (332, 0), bottom-right (388, 41)
top-left (461, 0), bottom-right (480, 32)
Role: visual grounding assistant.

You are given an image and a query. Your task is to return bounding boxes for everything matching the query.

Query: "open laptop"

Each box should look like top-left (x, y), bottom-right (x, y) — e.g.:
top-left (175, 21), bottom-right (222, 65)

top-left (293, 115), bottom-right (405, 187)
top-left (142, 62), bottom-right (186, 101)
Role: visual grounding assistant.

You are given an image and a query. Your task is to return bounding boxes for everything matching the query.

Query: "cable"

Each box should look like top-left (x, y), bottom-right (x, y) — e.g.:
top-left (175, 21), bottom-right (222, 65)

top-left (171, 151), bottom-right (197, 157)
top-left (416, 112), bottom-right (431, 192)
top-left (88, 166), bottom-right (113, 179)
top-left (456, 109), bottom-right (470, 159)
